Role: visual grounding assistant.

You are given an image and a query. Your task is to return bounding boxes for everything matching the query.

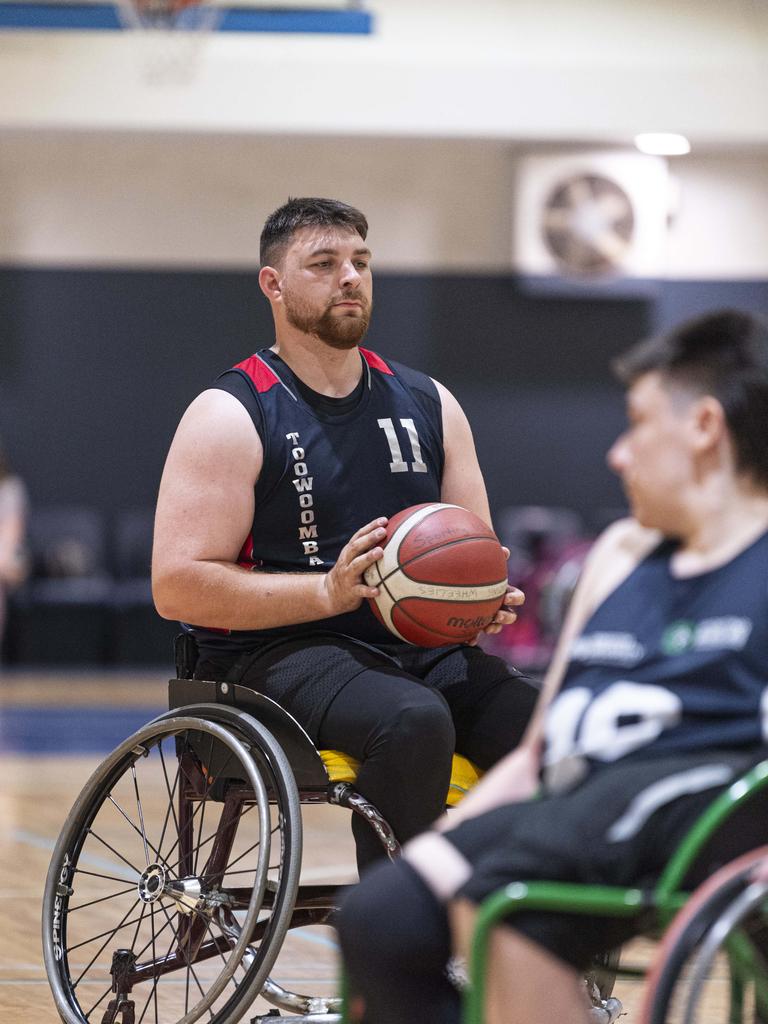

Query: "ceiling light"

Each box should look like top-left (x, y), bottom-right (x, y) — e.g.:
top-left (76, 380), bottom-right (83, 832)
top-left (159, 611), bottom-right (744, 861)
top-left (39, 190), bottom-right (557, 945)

top-left (634, 133), bottom-right (691, 156)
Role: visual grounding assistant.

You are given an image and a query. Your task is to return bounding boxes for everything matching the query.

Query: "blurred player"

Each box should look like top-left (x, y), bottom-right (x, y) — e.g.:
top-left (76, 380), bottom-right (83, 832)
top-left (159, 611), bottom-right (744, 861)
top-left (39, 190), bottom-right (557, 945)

top-left (0, 440), bottom-right (28, 654)
top-left (338, 309), bottom-right (768, 1023)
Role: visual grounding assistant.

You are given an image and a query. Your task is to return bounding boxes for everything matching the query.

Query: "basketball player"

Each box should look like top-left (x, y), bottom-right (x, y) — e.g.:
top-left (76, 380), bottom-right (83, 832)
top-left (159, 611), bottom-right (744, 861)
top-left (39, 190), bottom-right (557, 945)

top-left (337, 309), bottom-right (768, 1023)
top-left (152, 197), bottom-right (538, 871)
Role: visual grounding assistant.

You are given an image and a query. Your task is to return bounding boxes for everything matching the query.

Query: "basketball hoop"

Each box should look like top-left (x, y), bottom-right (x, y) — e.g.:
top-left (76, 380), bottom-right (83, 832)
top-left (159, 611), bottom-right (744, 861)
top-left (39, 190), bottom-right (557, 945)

top-left (117, 0), bottom-right (223, 84)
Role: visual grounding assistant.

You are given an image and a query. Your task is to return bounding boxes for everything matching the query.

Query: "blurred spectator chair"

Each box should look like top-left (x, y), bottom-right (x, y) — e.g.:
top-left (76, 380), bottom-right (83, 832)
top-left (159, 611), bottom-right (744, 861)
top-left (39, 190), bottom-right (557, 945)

top-left (8, 506), bottom-right (111, 664)
top-left (487, 505), bottom-right (589, 672)
top-left (110, 508), bottom-right (177, 665)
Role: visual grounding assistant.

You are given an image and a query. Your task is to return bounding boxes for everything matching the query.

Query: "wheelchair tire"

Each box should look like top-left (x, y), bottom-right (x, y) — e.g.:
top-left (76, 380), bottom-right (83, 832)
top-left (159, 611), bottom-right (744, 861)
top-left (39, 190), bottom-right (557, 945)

top-left (642, 847), bottom-right (768, 1024)
top-left (42, 711), bottom-right (302, 1024)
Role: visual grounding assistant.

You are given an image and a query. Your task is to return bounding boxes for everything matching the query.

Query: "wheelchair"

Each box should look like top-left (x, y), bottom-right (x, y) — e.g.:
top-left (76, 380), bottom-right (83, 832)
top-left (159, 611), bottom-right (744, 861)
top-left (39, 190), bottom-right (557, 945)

top-left (463, 756), bottom-right (768, 1024)
top-left (639, 844), bottom-right (768, 1024)
top-left (42, 671), bottom-right (483, 1024)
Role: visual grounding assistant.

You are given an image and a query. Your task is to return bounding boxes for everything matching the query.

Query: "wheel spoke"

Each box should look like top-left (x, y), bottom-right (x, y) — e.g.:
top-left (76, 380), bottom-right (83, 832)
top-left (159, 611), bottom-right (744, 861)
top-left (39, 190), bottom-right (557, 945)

top-left (165, 799), bottom-right (256, 880)
top-left (157, 754), bottom-right (216, 872)
top-left (71, 898), bottom-right (143, 984)
top-left (74, 867), bottom-right (139, 885)
top-left (135, 902), bottom-right (161, 1024)
top-left (69, 885), bottom-right (138, 913)
top-left (106, 792), bottom-right (165, 865)
top-left (157, 740), bottom-right (183, 867)
top-left (217, 819), bottom-right (277, 877)
top-left (83, 979), bottom-right (119, 1021)
top-left (193, 733), bottom-right (217, 877)
top-left (131, 763), bottom-right (151, 867)
top-left (155, 900), bottom-right (209, 1016)
top-left (86, 828), bottom-right (144, 879)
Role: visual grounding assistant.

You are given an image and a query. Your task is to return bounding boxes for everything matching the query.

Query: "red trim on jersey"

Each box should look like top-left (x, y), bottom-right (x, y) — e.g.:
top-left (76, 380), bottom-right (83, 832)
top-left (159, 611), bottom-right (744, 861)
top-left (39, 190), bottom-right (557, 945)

top-left (360, 348), bottom-right (394, 375)
top-left (235, 354), bottom-right (281, 393)
top-left (237, 534), bottom-right (256, 569)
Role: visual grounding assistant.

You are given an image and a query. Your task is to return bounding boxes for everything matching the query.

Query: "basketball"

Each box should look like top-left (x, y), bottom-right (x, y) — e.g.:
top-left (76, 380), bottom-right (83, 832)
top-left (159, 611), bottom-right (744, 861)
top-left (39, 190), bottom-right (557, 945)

top-left (364, 502), bottom-right (509, 647)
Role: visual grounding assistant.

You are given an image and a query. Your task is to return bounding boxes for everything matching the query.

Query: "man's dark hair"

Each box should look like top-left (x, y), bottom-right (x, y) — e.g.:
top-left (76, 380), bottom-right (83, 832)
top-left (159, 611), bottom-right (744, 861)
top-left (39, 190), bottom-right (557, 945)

top-left (613, 309), bottom-right (768, 487)
top-left (260, 197), bottom-right (368, 268)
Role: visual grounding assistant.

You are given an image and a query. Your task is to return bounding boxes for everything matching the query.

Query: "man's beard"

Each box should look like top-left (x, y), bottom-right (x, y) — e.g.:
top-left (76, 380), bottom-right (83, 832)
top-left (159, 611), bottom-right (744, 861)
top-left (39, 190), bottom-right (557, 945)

top-left (284, 290), bottom-right (371, 349)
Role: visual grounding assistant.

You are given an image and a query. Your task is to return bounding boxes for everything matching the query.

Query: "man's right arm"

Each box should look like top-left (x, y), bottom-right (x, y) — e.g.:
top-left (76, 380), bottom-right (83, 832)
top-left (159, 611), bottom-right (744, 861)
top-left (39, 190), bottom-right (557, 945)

top-left (152, 388), bottom-right (386, 631)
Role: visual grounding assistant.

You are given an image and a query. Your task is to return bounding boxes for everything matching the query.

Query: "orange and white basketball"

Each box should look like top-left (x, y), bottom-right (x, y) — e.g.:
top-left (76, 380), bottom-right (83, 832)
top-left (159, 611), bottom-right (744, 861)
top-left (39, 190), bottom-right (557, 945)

top-left (365, 503), bottom-right (509, 647)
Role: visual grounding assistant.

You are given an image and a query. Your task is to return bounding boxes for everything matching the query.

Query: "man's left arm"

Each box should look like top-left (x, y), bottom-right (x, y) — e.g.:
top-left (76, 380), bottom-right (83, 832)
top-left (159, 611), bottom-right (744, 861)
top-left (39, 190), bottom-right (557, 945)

top-left (433, 379), bottom-right (523, 638)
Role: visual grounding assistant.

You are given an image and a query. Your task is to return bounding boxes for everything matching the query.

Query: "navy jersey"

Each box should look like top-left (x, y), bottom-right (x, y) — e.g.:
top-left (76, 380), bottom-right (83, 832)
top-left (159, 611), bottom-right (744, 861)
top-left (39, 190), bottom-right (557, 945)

top-left (191, 347), bottom-right (445, 653)
top-left (543, 530), bottom-right (768, 790)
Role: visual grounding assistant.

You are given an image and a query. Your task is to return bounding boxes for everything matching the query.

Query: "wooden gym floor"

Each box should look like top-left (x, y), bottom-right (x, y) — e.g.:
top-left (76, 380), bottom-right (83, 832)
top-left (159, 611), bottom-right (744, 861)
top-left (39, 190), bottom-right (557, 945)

top-left (0, 670), bottom-right (652, 1023)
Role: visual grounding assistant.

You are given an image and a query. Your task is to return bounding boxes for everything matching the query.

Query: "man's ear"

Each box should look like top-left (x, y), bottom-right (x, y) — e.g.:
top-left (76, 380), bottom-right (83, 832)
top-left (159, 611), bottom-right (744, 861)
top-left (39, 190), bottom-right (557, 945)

top-left (258, 265), bottom-right (282, 302)
top-left (691, 395), bottom-right (726, 454)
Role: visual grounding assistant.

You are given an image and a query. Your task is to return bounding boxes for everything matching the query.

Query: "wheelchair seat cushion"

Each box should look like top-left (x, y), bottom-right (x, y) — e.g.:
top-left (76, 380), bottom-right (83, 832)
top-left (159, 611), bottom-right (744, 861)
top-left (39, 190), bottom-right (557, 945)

top-left (320, 749), bottom-right (482, 806)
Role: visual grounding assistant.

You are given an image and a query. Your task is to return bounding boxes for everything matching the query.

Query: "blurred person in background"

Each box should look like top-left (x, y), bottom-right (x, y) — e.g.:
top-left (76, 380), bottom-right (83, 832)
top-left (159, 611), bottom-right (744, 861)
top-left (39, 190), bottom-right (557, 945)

top-left (0, 441), bottom-right (28, 654)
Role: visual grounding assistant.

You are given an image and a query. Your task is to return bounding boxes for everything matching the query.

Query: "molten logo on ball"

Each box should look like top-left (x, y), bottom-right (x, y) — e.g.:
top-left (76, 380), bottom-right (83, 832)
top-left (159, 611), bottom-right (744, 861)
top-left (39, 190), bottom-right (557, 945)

top-left (365, 503), bottom-right (508, 647)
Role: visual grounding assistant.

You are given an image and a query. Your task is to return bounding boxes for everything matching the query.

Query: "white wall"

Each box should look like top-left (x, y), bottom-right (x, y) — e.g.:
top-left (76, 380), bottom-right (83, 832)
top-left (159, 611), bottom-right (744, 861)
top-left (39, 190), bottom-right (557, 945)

top-left (0, 1), bottom-right (766, 276)
top-left (0, 132), bottom-right (766, 277)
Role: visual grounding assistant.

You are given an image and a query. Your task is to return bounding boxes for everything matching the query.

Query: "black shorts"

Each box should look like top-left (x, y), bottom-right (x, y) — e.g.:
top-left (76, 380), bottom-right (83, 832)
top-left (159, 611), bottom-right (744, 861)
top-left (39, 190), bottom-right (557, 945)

top-left (195, 631), bottom-right (534, 742)
top-left (444, 747), bottom-right (768, 969)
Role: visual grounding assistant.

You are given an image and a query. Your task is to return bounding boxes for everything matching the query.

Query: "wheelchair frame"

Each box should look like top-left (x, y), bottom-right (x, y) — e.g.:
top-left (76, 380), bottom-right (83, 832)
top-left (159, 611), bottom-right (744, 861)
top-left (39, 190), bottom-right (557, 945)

top-left (464, 758), bottom-right (768, 1024)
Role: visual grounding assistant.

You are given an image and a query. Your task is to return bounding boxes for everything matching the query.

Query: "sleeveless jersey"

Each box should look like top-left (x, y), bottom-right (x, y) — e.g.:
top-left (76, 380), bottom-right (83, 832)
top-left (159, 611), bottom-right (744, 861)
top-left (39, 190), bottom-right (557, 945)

top-left (543, 529), bottom-right (768, 790)
top-left (190, 347), bottom-right (445, 653)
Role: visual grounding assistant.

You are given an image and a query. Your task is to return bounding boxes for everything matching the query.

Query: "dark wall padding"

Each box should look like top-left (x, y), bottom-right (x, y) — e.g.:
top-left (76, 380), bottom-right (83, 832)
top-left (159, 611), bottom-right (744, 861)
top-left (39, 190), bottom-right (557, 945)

top-left (2, 268), bottom-right (767, 524)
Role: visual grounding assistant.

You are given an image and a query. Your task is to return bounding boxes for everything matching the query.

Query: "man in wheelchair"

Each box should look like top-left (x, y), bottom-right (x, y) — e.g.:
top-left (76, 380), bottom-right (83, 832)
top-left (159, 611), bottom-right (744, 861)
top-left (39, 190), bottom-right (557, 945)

top-left (337, 309), bottom-right (768, 1024)
top-left (151, 196), bottom-right (537, 873)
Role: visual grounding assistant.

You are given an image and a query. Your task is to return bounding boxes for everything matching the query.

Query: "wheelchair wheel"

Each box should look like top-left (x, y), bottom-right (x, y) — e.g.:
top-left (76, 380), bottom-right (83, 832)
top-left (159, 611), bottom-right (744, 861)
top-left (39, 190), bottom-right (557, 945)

top-left (43, 710), bottom-right (302, 1024)
top-left (643, 848), bottom-right (768, 1024)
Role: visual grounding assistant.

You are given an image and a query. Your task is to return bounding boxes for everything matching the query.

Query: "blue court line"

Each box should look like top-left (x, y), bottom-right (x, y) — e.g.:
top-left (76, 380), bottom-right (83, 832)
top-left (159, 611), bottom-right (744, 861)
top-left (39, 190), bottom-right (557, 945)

top-left (0, 705), bottom-right (163, 754)
top-left (0, 3), bottom-right (373, 32)
top-left (12, 827), bottom-right (138, 877)
top-left (291, 926), bottom-right (338, 950)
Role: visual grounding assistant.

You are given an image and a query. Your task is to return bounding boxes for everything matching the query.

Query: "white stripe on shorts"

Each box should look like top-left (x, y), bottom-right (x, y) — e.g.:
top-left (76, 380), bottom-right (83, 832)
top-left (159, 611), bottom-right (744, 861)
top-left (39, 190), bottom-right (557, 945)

top-left (606, 764), bottom-right (735, 844)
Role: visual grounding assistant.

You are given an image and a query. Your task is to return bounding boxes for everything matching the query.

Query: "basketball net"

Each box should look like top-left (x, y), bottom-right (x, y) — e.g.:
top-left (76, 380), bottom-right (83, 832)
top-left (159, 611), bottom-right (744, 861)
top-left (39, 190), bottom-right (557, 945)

top-left (117, 0), bottom-right (223, 85)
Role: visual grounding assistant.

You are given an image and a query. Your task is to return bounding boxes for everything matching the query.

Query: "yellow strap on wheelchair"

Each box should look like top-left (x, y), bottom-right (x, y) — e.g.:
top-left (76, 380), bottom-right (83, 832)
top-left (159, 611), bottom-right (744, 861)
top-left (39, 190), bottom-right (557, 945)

top-left (319, 749), bottom-right (482, 806)
top-left (446, 753), bottom-right (483, 806)
top-left (320, 749), bottom-right (360, 784)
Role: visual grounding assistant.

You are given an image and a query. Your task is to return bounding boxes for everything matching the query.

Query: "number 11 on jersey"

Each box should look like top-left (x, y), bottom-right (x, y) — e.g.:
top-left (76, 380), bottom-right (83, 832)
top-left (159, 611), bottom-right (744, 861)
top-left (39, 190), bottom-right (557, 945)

top-left (377, 417), bottom-right (428, 473)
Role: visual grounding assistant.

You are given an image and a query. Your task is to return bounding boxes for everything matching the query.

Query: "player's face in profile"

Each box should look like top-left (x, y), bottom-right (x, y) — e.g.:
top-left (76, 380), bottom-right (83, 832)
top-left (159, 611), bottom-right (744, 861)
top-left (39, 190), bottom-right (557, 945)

top-left (607, 371), bottom-right (698, 531)
top-left (280, 227), bottom-right (373, 349)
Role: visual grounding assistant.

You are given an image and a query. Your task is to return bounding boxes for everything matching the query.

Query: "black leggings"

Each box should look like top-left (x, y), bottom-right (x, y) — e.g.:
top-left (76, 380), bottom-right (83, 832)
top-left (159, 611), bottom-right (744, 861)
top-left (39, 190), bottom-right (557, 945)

top-left (196, 638), bottom-right (537, 872)
top-left (317, 665), bottom-right (535, 871)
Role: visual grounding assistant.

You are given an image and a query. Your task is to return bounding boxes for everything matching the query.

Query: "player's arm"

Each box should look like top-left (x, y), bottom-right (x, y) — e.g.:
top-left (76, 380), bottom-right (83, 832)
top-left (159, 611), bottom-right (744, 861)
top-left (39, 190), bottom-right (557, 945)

top-left (521, 516), bottom-right (660, 751)
top-left (0, 478), bottom-right (27, 585)
top-left (152, 389), bottom-right (385, 630)
top-left (434, 379), bottom-right (492, 523)
top-left (434, 378), bottom-right (523, 633)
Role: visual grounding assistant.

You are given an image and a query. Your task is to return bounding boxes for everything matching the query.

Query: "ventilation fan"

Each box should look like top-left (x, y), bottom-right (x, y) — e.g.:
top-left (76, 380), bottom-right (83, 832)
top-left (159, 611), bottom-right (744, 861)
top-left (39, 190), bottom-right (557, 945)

top-left (542, 172), bottom-right (634, 275)
top-left (514, 151), bottom-right (670, 280)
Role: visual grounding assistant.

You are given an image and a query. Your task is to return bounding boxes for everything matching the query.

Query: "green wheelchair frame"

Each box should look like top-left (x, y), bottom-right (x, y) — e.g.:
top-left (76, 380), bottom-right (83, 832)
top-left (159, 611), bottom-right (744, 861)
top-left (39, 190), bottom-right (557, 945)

top-left (464, 757), bottom-right (768, 1024)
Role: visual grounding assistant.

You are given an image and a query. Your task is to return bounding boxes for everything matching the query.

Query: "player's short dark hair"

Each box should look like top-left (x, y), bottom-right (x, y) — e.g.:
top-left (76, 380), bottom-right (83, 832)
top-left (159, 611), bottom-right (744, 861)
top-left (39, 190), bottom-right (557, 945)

top-left (613, 309), bottom-right (768, 487)
top-left (260, 197), bottom-right (368, 268)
